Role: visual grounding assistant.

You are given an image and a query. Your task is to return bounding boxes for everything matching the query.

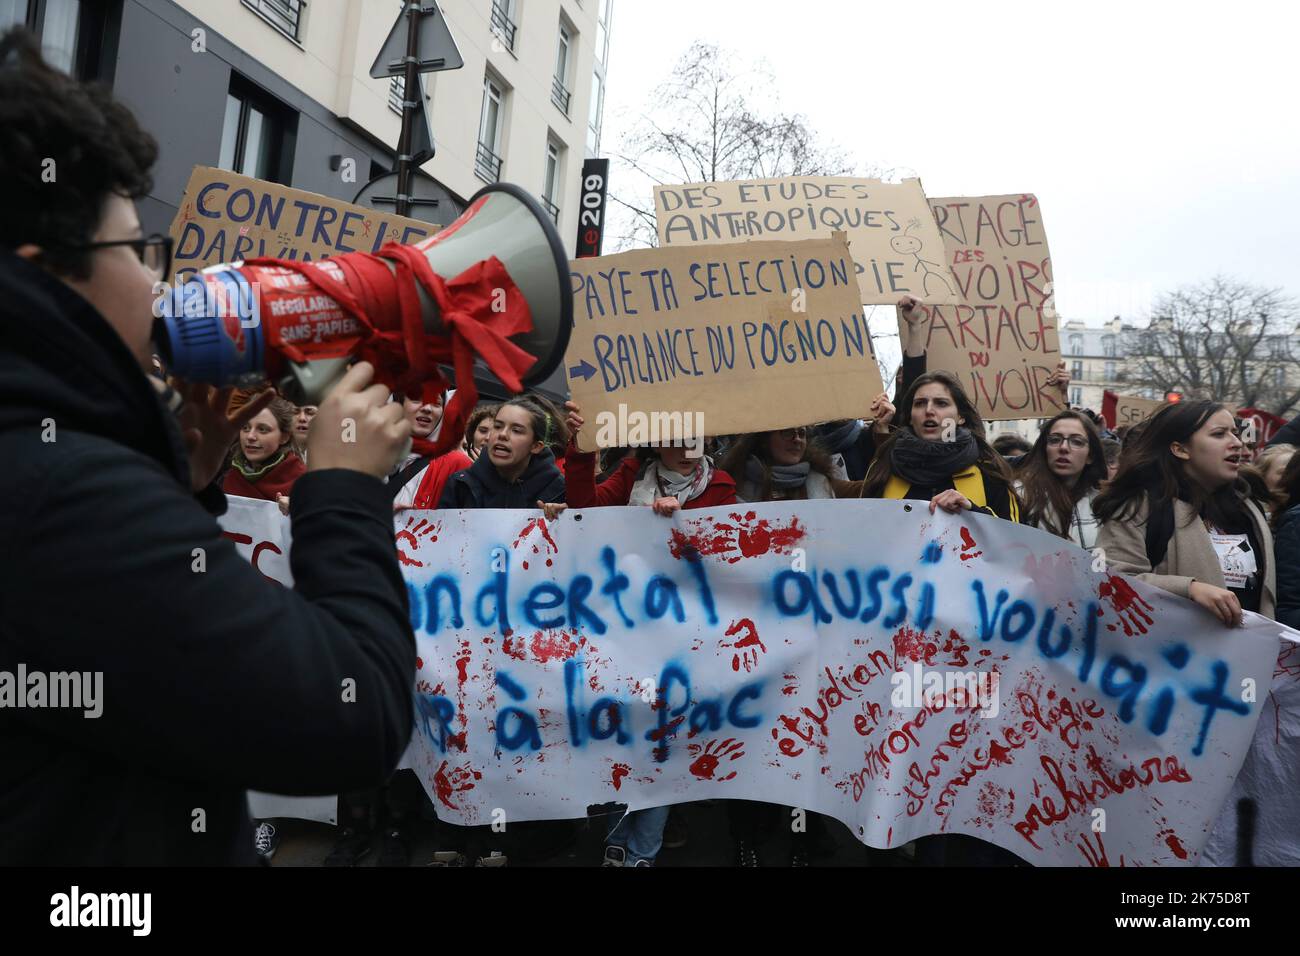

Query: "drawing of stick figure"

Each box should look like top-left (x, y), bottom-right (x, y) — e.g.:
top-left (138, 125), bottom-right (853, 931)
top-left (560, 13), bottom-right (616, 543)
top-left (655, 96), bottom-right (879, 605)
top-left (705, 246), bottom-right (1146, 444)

top-left (891, 218), bottom-right (956, 298)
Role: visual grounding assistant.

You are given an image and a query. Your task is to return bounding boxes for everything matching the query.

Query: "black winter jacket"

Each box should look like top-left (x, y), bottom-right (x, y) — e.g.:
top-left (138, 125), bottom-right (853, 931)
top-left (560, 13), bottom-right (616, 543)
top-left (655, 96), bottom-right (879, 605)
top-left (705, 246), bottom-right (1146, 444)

top-left (0, 252), bottom-right (415, 865)
top-left (438, 446), bottom-right (565, 509)
top-left (1275, 505), bottom-right (1300, 630)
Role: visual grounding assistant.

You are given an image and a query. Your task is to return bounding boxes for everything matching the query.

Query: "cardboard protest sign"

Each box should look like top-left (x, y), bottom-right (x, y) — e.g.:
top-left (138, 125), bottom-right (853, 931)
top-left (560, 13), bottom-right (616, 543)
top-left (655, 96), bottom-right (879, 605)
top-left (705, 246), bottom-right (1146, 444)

top-left (222, 496), bottom-right (1287, 865)
top-left (921, 194), bottom-right (1061, 421)
top-left (167, 166), bottom-right (436, 281)
top-left (1116, 395), bottom-right (1164, 427)
top-left (1103, 390), bottom-right (1165, 429)
top-left (565, 237), bottom-right (885, 452)
top-left (653, 177), bottom-right (962, 306)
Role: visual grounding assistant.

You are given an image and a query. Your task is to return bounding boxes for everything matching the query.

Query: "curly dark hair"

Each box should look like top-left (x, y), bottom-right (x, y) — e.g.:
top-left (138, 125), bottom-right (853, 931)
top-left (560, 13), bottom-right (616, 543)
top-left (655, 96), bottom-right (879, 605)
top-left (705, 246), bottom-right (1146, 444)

top-left (0, 28), bottom-right (158, 278)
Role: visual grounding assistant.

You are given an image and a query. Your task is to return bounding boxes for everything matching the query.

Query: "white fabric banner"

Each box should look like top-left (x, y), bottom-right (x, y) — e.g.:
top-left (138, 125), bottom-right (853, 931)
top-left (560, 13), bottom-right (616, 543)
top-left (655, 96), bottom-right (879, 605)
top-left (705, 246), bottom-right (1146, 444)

top-left (220, 496), bottom-right (1293, 866)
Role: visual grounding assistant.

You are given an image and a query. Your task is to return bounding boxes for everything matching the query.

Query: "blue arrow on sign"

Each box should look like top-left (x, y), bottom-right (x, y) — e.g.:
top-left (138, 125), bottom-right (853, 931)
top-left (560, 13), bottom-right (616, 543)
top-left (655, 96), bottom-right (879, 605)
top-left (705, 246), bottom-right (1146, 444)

top-left (569, 359), bottom-right (596, 381)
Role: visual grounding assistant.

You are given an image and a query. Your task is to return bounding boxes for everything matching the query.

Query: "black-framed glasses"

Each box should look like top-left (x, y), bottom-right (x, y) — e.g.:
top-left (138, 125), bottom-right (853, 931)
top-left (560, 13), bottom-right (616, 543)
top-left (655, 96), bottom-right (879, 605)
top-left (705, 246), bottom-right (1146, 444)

top-left (1045, 434), bottom-right (1088, 449)
top-left (69, 234), bottom-right (172, 279)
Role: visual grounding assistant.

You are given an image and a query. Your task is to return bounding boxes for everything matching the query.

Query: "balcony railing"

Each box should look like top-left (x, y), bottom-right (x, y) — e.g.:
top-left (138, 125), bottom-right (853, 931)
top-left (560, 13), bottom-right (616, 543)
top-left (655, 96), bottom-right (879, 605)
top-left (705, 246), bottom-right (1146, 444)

top-left (551, 75), bottom-right (571, 115)
top-left (241, 0), bottom-right (305, 42)
top-left (490, 1), bottom-right (517, 52)
top-left (475, 141), bottom-right (503, 184)
top-left (388, 75), bottom-right (404, 115)
top-left (540, 196), bottom-right (560, 225)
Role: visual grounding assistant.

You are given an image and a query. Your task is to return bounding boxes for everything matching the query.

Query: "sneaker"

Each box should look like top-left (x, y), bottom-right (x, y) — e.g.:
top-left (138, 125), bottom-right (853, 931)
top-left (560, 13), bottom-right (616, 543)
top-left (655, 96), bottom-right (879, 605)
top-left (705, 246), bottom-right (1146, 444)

top-left (475, 850), bottom-right (508, 867)
top-left (602, 844), bottom-right (627, 868)
top-left (631, 857), bottom-right (654, 868)
top-left (734, 839), bottom-right (760, 867)
top-left (790, 846), bottom-right (810, 867)
top-left (377, 827), bottom-right (411, 867)
top-left (254, 822), bottom-right (279, 861)
top-left (323, 827), bottom-right (373, 867)
top-left (661, 810), bottom-right (688, 850)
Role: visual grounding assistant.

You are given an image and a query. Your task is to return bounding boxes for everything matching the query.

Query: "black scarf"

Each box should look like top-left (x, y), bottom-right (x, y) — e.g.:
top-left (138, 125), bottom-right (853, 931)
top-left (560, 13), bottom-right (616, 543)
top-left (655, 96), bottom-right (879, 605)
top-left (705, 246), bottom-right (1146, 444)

top-left (892, 427), bottom-right (980, 488)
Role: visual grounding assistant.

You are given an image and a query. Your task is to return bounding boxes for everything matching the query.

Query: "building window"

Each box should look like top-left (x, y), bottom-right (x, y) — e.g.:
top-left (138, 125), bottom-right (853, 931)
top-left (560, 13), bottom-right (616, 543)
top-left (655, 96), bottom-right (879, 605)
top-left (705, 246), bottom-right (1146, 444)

top-left (1276, 367), bottom-right (1287, 387)
top-left (476, 74), bottom-right (505, 183)
top-left (1071, 360), bottom-right (1083, 381)
top-left (490, 0), bottom-right (517, 54)
top-left (1069, 334), bottom-right (1083, 356)
top-left (1104, 361), bottom-right (1116, 381)
top-left (541, 140), bottom-right (562, 224)
top-left (241, 0), bottom-right (305, 43)
top-left (551, 22), bottom-right (572, 115)
top-left (1102, 335), bottom-right (1116, 357)
top-left (596, 0), bottom-right (611, 64)
top-left (1070, 387), bottom-right (1083, 407)
top-left (3, 0), bottom-right (117, 81)
top-left (218, 77), bottom-right (296, 183)
top-left (587, 70), bottom-right (603, 153)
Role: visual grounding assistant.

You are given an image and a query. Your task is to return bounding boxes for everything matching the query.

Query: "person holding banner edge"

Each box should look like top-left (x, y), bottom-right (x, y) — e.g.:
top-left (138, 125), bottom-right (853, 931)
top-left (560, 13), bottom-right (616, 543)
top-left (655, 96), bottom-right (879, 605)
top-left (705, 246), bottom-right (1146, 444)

top-left (1094, 401), bottom-right (1275, 626)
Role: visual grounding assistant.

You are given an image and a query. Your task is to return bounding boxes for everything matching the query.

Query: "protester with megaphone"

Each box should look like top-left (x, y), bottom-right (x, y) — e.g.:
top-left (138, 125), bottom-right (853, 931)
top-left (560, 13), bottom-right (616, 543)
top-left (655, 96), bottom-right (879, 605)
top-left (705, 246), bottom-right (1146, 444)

top-left (0, 28), bottom-right (422, 865)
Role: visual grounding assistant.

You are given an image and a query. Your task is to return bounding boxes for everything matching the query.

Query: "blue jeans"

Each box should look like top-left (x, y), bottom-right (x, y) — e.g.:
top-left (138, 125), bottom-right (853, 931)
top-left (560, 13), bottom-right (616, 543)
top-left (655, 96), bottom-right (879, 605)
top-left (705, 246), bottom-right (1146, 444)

top-left (606, 806), bottom-right (671, 865)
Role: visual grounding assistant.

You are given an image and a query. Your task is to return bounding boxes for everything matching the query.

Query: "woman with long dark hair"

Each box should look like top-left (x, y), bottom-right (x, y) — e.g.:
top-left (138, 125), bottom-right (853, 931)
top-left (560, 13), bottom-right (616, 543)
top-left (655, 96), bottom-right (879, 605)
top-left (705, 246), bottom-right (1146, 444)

top-left (1094, 401), bottom-right (1275, 626)
top-left (859, 370), bottom-right (1021, 521)
top-left (1015, 410), bottom-right (1109, 548)
top-left (721, 427), bottom-right (852, 502)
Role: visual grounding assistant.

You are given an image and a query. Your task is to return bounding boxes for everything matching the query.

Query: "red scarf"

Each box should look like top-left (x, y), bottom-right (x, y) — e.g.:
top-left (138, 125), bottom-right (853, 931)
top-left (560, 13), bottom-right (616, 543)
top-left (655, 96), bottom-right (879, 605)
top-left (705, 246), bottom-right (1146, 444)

top-left (222, 451), bottom-right (306, 501)
top-left (411, 449), bottom-right (473, 508)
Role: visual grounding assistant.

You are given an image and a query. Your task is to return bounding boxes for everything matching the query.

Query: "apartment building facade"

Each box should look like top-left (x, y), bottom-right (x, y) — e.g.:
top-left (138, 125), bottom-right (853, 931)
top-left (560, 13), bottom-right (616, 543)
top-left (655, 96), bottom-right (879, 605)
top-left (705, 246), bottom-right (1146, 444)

top-left (5, 0), bottom-right (612, 252)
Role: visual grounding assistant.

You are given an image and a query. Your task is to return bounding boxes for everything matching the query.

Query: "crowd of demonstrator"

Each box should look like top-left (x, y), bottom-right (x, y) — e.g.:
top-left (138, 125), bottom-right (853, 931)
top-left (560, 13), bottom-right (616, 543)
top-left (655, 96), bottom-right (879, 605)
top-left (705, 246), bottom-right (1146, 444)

top-left (3, 27), bottom-right (1293, 868)
top-left (218, 292), bottom-right (1299, 868)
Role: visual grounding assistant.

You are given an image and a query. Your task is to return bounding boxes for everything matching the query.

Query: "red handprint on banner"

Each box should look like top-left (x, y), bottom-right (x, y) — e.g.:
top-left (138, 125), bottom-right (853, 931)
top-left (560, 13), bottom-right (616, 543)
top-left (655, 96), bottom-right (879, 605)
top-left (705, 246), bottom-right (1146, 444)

top-left (396, 516), bottom-right (440, 568)
top-left (688, 738), bottom-right (745, 781)
top-left (433, 760), bottom-right (482, 811)
top-left (720, 617), bottom-right (767, 673)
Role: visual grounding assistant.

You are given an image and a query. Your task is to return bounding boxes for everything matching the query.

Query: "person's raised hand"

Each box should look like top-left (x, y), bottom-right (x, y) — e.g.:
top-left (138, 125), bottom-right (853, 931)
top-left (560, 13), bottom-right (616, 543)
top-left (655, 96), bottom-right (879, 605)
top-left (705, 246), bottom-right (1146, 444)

top-left (898, 295), bottom-right (926, 326)
top-left (564, 401), bottom-right (584, 444)
top-left (898, 295), bottom-right (931, 356)
top-left (306, 361), bottom-right (411, 478)
top-left (869, 391), bottom-right (896, 436)
top-left (1046, 360), bottom-right (1070, 402)
top-left (1189, 581), bottom-right (1244, 627)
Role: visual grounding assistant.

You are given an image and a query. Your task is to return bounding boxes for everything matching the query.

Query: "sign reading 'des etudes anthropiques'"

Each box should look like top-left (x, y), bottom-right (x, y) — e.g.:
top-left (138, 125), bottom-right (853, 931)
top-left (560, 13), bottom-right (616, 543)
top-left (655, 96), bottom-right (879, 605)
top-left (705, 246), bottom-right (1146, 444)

top-left (654, 176), bottom-right (962, 306)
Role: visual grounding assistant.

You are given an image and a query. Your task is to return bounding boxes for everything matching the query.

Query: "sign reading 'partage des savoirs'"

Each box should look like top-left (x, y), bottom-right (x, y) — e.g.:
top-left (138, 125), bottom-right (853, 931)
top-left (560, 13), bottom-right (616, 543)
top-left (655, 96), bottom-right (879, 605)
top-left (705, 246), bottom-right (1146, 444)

top-left (654, 177), bottom-right (962, 306)
top-left (923, 194), bottom-right (1061, 421)
top-left (166, 166), bottom-right (437, 282)
top-left (564, 237), bottom-right (886, 452)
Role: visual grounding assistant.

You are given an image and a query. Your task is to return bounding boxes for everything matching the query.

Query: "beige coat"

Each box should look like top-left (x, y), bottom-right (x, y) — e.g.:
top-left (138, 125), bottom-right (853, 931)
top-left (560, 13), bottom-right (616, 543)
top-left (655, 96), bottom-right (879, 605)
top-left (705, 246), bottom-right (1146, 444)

top-left (1095, 496), bottom-right (1276, 618)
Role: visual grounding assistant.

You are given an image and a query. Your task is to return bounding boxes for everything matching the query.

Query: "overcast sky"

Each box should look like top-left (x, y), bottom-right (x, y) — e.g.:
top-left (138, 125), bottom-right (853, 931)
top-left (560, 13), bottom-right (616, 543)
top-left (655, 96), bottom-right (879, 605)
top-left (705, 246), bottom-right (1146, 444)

top-left (600, 0), bottom-right (1297, 339)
